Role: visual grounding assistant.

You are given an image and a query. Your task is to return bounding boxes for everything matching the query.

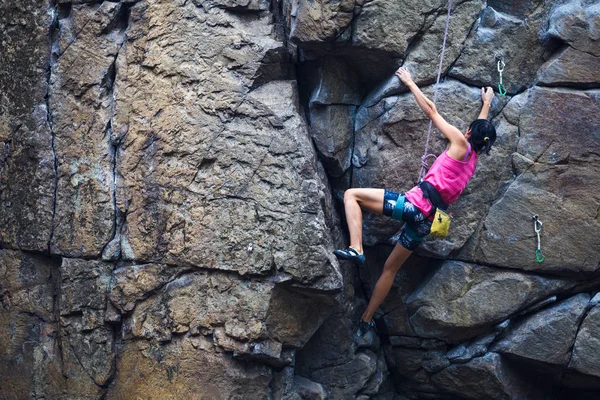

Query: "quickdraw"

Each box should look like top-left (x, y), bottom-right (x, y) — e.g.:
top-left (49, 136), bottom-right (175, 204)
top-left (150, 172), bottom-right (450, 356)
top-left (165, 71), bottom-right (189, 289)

top-left (495, 53), bottom-right (507, 96)
top-left (533, 215), bottom-right (545, 263)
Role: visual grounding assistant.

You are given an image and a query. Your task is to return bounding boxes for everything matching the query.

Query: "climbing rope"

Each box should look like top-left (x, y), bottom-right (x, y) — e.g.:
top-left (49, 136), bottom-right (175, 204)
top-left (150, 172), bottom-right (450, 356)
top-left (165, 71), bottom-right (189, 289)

top-left (418, 0), bottom-right (453, 182)
top-left (533, 215), bottom-right (545, 263)
top-left (495, 53), bottom-right (507, 96)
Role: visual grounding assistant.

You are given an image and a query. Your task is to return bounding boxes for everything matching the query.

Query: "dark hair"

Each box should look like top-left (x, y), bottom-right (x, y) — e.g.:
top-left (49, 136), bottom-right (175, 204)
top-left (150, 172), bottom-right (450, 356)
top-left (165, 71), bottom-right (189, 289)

top-left (468, 119), bottom-right (496, 155)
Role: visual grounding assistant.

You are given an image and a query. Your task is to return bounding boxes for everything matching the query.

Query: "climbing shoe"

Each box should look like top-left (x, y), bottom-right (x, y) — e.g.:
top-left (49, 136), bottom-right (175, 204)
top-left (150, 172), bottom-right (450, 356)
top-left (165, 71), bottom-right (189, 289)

top-left (355, 319), bottom-right (375, 338)
top-left (333, 247), bottom-right (366, 265)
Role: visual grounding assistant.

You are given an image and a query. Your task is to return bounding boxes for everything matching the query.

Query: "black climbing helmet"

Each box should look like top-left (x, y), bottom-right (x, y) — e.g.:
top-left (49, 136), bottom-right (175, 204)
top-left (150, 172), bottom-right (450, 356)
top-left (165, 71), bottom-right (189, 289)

top-left (468, 119), bottom-right (496, 155)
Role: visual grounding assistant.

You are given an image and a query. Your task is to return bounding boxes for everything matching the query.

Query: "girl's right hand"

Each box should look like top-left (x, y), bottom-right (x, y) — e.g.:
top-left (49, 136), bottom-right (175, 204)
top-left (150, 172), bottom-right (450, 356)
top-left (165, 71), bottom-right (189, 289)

top-left (395, 67), bottom-right (412, 84)
top-left (481, 86), bottom-right (494, 104)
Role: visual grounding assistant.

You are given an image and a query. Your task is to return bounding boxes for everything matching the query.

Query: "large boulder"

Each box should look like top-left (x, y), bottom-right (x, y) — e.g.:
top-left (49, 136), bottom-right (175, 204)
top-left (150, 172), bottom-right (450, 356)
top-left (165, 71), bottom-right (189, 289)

top-left (309, 104), bottom-right (355, 177)
top-left (352, 0), bottom-right (483, 124)
top-left (569, 299), bottom-right (600, 379)
top-left (108, 264), bottom-right (336, 395)
top-left (286, 0), bottom-right (356, 46)
top-left (305, 350), bottom-right (378, 398)
top-left (538, 46), bottom-right (600, 87)
top-left (295, 313), bottom-right (357, 373)
top-left (547, 1), bottom-right (600, 57)
top-left (402, 1), bottom-right (483, 84)
top-left (303, 57), bottom-right (360, 177)
top-left (431, 352), bottom-right (545, 399)
top-left (406, 260), bottom-right (576, 342)
top-left (107, 336), bottom-right (273, 399)
top-left (352, 0), bottom-right (427, 56)
top-left (493, 293), bottom-right (591, 366)
top-left (450, 4), bottom-right (558, 94)
top-left (361, 249), bottom-right (439, 336)
top-left (111, 1), bottom-right (341, 290)
top-left (112, 265), bottom-right (334, 357)
top-left (352, 0), bottom-right (481, 68)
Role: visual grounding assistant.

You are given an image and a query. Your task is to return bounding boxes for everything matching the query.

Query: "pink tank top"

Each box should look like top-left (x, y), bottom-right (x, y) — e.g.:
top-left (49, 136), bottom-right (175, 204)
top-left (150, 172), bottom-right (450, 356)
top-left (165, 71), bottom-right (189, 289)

top-left (405, 146), bottom-right (478, 216)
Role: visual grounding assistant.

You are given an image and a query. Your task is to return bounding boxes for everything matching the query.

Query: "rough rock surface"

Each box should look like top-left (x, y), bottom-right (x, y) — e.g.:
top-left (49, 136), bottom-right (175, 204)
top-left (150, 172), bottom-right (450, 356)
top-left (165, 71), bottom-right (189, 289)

top-left (1, 0), bottom-right (600, 399)
top-left (0, 0), bottom-right (55, 251)
top-left (59, 258), bottom-right (116, 398)
top-left (431, 352), bottom-right (545, 399)
top-left (493, 293), bottom-right (591, 366)
top-left (569, 299), bottom-right (600, 379)
top-left (467, 87), bottom-right (600, 275)
top-left (111, 1), bottom-right (340, 290)
top-left (48, 2), bottom-right (126, 258)
top-left (450, 4), bottom-right (558, 94)
top-left (0, 250), bottom-right (63, 399)
top-left (406, 260), bottom-right (575, 342)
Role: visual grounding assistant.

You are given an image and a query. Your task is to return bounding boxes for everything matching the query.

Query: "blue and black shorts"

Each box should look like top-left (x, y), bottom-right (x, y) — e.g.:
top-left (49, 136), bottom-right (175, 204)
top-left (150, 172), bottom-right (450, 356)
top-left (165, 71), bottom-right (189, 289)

top-left (383, 189), bottom-right (431, 250)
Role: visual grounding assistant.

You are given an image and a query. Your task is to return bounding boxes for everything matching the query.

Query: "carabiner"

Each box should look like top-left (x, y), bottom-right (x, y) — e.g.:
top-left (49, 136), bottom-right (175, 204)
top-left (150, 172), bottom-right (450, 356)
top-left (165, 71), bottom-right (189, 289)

top-left (533, 215), bottom-right (544, 263)
top-left (533, 215), bottom-right (543, 234)
top-left (498, 84), bottom-right (507, 96)
top-left (497, 59), bottom-right (505, 73)
top-left (496, 54), bottom-right (506, 96)
top-left (536, 249), bottom-right (545, 263)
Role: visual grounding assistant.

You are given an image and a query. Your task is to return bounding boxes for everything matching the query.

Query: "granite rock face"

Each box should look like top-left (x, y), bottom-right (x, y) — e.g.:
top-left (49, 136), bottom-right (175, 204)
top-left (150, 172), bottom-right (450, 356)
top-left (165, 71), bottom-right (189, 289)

top-left (406, 260), bottom-right (576, 342)
top-left (0, 250), bottom-right (63, 399)
top-left (493, 293), bottom-right (591, 366)
top-left (111, 1), bottom-right (340, 290)
top-left (467, 87), bottom-right (600, 275)
top-left (431, 352), bottom-right (545, 400)
top-left (0, 0), bottom-right (55, 252)
top-left (48, 2), bottom-right (126, 258)
top-left (1, 0), bottom-right (599, 399)
top-left (570, 297), bottom-right (600, 379)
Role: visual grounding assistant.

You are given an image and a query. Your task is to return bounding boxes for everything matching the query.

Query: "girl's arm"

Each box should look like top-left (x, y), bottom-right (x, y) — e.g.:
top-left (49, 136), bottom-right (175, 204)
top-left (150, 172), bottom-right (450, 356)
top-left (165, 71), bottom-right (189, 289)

top-left (478, 87), bottom-right (494, 119)
top-left (395, 67), bottom-right (466, 147)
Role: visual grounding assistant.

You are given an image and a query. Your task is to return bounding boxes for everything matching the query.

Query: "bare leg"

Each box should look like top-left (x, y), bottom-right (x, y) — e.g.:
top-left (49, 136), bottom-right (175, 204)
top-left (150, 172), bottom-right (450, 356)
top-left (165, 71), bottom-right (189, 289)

top-left (343, 188), bottom-right (384, 253)
top-left (361, 243), bottom-right (413, 323)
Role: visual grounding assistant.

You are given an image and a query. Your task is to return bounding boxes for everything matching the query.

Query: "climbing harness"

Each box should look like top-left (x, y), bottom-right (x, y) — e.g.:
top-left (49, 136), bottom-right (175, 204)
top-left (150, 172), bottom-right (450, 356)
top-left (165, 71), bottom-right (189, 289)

top-left (418, 0), bottom-right (453, 182)
top-left (495, 53), bottom-right (507, 96)
top-left (533, 215), bottom-right (545, 263)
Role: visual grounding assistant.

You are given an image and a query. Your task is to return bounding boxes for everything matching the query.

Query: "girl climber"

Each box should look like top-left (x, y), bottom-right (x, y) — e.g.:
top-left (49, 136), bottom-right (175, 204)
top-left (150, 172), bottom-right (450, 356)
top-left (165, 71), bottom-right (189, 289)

top-left (334, 67), bottom-right (496, 337)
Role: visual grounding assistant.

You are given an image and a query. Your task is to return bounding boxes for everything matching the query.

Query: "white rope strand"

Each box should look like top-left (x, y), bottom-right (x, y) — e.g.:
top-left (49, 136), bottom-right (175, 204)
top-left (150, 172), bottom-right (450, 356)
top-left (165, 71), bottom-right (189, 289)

top-left (418, 0), bottom-right (453, 182)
